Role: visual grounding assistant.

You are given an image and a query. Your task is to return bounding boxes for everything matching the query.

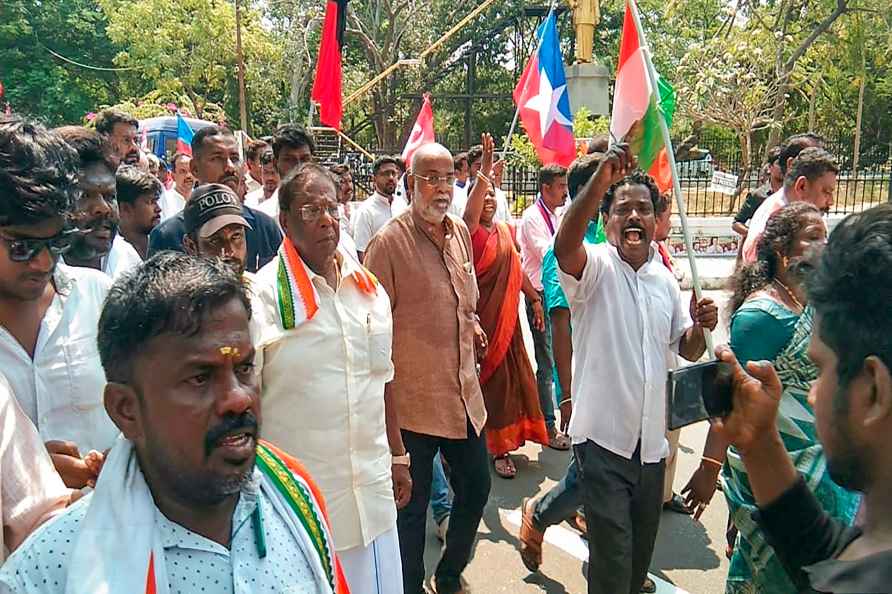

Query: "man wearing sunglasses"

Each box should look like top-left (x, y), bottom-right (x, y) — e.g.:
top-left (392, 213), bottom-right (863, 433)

top-left (0, 117), bottom-right (119, 490)
top-left (251, 163), bottom-right (405, 594)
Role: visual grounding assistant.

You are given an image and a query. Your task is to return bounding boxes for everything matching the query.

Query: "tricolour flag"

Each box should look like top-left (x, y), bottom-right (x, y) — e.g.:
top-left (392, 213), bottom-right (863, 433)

top-left (311, 0), bottom-right (349, 130)
top-left (513, 11), bottom-right (576, 167)
top-left (610, 0), bottom-right (676, 192)
top-left (401, 94), bottom-right (435, 167)
top-left (175, 112), bottom-right (194, 156)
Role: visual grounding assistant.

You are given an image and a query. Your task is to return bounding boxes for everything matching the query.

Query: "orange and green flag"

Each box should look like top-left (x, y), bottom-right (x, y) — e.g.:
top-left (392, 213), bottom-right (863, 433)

top-left (610, 0), bottom-right (676, 192)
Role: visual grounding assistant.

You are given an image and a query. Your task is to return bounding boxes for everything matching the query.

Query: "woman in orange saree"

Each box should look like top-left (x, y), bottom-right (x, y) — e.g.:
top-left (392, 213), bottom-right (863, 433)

top-left (464, 134), bottom-right (549, 478)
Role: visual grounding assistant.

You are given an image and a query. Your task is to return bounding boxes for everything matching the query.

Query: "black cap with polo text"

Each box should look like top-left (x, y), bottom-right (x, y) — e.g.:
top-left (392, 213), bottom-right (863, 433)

top-left (184, 184), bottom-right (252, 238)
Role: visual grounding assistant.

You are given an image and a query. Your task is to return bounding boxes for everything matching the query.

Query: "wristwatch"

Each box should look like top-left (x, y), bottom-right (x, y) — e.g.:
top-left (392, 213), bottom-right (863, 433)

top-left (391, 452), bottom-right (411, 467)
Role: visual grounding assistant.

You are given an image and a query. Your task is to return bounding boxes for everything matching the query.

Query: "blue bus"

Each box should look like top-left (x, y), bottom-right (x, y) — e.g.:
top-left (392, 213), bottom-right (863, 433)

top-left (139, 115), bottom-right (215, 161)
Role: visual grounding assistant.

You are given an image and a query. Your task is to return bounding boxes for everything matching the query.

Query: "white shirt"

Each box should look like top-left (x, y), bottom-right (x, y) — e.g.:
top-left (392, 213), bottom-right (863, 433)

top-left (0, 264), bottom-right (119, 453)
top-left (519, 198), bottom-right (563, 291)
top-left (741, 187), bottom-right (787, 263)
top-left (351, 192), bottom-right (393, 254)
top-left (252, 251), bottom-right (396, 551)
top-left (448, 182), bottom-right (468, 217)
top-left (494, 188), bottom-right (511, 223)
top-left (0, 469), bottom-right (321, 594)
top-left (0, 373), bottom-right (69, 561)
top-left (159, 188), bottom-right (188, 222)
top-left (101, 234), bottom-right (143, 280)
top-left (558, 243), bottom-right (692, 463)
top-left (256, 188), bottom-right (280, 220)
top-left (244, 187), bottom-right (271, 209)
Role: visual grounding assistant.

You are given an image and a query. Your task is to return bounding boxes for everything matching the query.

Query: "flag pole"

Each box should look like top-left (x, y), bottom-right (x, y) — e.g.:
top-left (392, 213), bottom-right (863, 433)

top-left (627, 0), bottom-right (715, 355)
top-left (500, 0), bottom-right (559, 161)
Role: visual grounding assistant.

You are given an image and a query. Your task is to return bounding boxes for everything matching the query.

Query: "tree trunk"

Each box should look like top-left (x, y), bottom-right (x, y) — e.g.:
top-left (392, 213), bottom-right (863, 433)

top-left (766, 71), bottom-right (790, 152)
top-left (852, 72), bottom-right (865, 174)
top-left (734, 129), bottom-right (753, 208)
top-left (808, 76), bottom-right (820, 132)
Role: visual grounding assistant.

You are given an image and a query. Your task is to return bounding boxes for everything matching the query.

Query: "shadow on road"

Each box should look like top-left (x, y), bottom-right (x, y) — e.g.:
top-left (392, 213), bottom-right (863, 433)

top-left (651, 510), bottom-right (722, 573)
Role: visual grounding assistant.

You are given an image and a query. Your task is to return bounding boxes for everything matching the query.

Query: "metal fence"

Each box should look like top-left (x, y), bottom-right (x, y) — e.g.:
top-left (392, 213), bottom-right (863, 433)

top-left (333, 133), bottom-right (892, 218)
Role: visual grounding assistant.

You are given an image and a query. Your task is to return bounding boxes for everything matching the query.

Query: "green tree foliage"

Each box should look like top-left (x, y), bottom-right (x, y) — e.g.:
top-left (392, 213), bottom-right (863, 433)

top-left (95, 0), bottom-right (288, 133)
top-left (0, 0), bottom-right (122, 125)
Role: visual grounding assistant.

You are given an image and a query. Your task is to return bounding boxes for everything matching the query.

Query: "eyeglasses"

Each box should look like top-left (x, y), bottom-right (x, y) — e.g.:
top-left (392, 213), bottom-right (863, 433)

top-left (0, 230), bottom-right (77, 262)
top-left (296, 203), bottom-right (344, 223)
top-left (414, 173), bottom-right (457, 188)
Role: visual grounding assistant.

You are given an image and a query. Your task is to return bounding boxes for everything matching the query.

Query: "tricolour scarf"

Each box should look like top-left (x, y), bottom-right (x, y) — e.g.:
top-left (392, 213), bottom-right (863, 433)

top-left (276, 237), bottom-right (378, 330)
top-left (66, 437), bottom-right (350, 594)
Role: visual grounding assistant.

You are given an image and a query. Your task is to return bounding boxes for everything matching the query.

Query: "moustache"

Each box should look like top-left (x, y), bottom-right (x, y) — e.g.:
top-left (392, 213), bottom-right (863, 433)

top-left (79, 216), bottom-right (118, 235)
top-left (204, 411), bottom-right (258, 457)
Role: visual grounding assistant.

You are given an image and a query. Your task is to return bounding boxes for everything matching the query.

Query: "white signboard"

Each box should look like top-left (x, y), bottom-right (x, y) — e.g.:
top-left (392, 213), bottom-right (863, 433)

top-left (708, 170), bottom-right (739, 195)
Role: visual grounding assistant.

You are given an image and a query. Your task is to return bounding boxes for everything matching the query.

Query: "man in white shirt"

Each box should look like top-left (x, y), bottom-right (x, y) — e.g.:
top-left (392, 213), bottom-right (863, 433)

top-left (116, 165), bottom-right (162, 261)
top-left (244, 138), bottom-right (268, 195)
top-left (245, 149), bottom-right (280, 208)
top-left (252, 163), bottom-right (405, 594)
top-left (0, 117), bottom-right (118, 489)
top-left (159, 152), bottom-right (194, 221)
top-left (741, 133), bottom-right (826, 263)
top-left (0, 253), bottom-right (348, 594)
top-left (554, 145), bottom-right (717, 594)
top-left (352, 155), bottom-right (400, 261)
top-left (255, 124), bottom-right (316, 221)
top-left (53, 126), bottom-right (141, 281)
top-left (518, 163), bottom-right (570, 449)
top-left (449, 152), bottom-right (470, 217)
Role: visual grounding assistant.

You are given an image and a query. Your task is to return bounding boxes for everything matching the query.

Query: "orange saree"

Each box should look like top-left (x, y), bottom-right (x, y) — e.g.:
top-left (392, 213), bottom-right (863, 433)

top-left (471, 223), bottom-right (548, 456)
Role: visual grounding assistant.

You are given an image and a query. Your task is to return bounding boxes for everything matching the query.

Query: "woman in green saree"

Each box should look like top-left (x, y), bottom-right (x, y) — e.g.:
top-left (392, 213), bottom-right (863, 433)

top-left (683, 202), bottom-right (860, 593)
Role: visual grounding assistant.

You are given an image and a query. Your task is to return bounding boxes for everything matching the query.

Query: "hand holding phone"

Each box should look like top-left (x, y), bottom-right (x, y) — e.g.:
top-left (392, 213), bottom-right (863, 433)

top-left (666, 359), bottom-right (734, 430)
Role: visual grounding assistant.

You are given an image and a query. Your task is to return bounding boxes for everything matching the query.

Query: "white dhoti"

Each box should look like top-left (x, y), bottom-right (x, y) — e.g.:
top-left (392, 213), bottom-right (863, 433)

top-left (338, 525), bottom-right (403, 594)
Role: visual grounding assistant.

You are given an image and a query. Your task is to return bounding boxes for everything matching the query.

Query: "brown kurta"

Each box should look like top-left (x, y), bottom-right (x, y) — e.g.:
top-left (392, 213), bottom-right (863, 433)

top-left (364, 210), bottom-right (487, 439)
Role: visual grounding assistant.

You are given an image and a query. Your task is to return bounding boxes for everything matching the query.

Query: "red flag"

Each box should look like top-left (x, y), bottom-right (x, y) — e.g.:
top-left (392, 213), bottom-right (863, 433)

top-left (512, 12), bottom-right (576, 167)
top-left (401, 94), bottom-right (435, 167)
top-left (311, 0), bottom-right (348, 130)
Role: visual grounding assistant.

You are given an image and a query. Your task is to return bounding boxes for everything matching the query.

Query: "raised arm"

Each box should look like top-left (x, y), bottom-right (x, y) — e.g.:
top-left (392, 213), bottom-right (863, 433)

top-left (555, 144), bottom-right (635, 279)
top-left (462, 133), bottom-right (494, 235)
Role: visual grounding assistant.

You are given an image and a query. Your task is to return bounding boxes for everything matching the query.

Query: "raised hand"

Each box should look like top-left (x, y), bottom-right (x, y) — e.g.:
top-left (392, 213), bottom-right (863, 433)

top-left (595, 143), bottom-right (636, 188)
top-left (480, 132), bottom-right (495, 181)
top-left (710, 347), bottom-right (783, 454)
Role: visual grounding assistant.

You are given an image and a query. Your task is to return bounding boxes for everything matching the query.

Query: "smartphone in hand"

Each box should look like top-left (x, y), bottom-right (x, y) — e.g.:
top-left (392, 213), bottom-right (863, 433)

top-left (666, 360), bottom-right (733, 430)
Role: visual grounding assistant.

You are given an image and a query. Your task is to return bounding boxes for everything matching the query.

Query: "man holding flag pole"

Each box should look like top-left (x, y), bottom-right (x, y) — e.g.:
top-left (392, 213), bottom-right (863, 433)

top-left (553, 0), bottom-right (718, 592)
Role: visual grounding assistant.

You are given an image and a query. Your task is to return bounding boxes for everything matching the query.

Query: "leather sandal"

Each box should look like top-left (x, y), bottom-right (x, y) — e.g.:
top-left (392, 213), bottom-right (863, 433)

top-left (519, 497), bottom-right (544, 572)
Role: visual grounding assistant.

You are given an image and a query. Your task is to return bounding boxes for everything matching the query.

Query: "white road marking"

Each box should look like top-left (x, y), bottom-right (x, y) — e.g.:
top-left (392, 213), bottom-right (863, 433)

top-left (504, 509), bottom-right (691, 594)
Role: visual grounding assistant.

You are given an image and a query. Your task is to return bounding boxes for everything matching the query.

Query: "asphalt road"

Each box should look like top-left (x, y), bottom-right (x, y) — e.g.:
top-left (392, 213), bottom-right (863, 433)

top-left (420, 291), bottom-right (734, 594)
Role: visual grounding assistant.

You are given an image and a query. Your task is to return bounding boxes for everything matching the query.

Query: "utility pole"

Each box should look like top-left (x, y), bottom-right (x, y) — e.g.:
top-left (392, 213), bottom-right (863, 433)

top-left (235, 0), bottom-right (249, 134)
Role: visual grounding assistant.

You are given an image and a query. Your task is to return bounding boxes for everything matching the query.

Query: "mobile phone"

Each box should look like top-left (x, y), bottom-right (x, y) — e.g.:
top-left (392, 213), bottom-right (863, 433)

top-left (666, 360), bottom-right (734, 430)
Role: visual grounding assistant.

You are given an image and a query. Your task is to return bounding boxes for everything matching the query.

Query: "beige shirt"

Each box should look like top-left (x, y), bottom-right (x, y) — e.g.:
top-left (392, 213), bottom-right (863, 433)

top-left (365, 211), bottom-right (486, 439)
top-left (0, 373), bottom-right (69, 560)
top-left (251, 250), bottom-right (397, 551)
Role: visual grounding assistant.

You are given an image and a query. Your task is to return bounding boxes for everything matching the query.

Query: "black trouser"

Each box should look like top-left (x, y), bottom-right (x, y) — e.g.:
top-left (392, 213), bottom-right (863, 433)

top-left (398, 419), bottom-right (492, 594)
top-left (575, 440), bottom-right (665, 594)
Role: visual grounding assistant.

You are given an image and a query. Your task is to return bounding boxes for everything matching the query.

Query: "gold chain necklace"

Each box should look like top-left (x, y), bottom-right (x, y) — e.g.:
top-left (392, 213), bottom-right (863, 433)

top-left (773, 278), bottom-right (804, 310)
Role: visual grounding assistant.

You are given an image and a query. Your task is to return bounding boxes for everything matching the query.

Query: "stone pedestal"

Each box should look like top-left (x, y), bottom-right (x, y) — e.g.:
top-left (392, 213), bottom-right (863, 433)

top-left (565, 62), bottom-right (610, 116)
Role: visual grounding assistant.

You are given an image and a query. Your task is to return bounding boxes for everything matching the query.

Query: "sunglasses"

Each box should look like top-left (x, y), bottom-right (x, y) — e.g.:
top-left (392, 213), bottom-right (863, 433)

top-left (0, 230), bottom-right (77, 262)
